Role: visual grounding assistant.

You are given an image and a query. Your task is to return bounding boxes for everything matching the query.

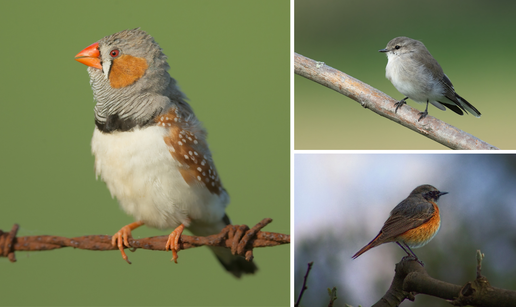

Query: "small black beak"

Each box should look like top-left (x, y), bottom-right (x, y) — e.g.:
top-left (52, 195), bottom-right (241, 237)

top-left (379, 48), bottom-right (388, 53)
top-left (439, 191), bottom-right (449, 197)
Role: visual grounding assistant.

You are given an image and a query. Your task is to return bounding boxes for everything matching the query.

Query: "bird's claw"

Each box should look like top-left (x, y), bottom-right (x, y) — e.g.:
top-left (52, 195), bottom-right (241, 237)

top-left (165, 224), bottom-right (185, 264)
top-left (394, 100), bottom-right (406, 114)
top-left (417, 111), bottom-right (428, 121)
top-left (112, 226), bottom-right (134, 264)
top-left (402, 255), bottom-right (425, 267)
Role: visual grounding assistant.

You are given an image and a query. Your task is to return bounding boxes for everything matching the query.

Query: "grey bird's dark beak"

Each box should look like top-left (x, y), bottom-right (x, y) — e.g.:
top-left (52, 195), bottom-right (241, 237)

top-left (439, 191), bottom-right (449, 197)
top-left (379, 48), bottom-right (389, 53)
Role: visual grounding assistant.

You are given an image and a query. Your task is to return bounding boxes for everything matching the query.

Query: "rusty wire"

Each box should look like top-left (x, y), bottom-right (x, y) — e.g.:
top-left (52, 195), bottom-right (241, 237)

top-left (0, 218), bottom-right (288, 263)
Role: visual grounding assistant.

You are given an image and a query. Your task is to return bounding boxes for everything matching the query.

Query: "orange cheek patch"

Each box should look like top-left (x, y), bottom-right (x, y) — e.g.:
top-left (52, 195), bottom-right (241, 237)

top-left (156, 108), bottom-right (224, 195)
top-left (109, 54), bottom-right (148, 88)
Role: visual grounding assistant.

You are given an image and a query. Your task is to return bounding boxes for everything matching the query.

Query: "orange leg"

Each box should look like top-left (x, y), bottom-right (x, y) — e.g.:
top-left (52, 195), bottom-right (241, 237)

top-left (111, 221), bottom-right (144, 264)
top-left (165, 224), bottom-right (185, 263)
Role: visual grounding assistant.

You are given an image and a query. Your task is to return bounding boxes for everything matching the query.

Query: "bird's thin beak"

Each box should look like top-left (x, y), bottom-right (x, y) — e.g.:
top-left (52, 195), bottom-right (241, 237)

top-left (439, 191), bottom-right (449, 197)
top-left (75, 42), bottom-right (102, 69)
top-left (379, 48), bottom-right (389, 53)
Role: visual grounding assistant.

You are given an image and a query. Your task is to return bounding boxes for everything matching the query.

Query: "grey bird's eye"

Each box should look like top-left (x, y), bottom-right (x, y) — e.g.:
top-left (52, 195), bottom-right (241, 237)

top-left (394, 45), bottom-right (401, 50)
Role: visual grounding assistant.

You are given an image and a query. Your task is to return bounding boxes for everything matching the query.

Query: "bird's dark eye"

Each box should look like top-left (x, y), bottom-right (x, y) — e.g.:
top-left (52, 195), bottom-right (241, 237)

top-left (395, 45), bottom-right (401, 50)
top-left (110, 49), bottom-right (120, 57)
top-left (423, 191), bottom-right (440, 200)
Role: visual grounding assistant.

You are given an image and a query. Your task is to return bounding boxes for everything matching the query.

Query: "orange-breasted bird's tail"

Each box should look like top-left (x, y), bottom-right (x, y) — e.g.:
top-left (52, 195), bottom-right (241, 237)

top-left (352, 232), bottom-right (385, 259)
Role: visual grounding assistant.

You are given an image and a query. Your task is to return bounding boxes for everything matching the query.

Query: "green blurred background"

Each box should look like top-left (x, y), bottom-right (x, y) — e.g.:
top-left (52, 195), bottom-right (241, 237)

top-left (0, 1), bottom-right (289, 306)
top-left (295, 0), bottom-right (516, 149)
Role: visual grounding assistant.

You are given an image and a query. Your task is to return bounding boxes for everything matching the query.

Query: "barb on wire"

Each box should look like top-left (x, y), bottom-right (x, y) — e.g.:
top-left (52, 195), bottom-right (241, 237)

top-left (0, 218), bottom-right (289, 263)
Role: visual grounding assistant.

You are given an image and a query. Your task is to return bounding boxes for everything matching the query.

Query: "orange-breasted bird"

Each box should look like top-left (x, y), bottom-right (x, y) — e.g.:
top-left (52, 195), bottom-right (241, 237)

top-left (352, 184), bottom-right (448, 264)
top-left (74, 28), bottom-right (257, 277)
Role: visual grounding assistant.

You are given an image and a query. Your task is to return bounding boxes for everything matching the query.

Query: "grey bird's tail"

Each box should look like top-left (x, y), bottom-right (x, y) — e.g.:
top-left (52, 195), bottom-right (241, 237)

top-left (455, 93), bottom-right (481, 118)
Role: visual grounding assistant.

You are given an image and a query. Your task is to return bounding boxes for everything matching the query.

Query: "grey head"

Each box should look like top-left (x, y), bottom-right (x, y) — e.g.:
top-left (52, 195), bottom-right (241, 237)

top-left (94, 28), bottom-right (171, 93)
top-left (410, 184), bottom-right (448, 202)
top-left (379, 36), bottom-right (427, 56)
top-left (87, 28), bottom-right (189, 132)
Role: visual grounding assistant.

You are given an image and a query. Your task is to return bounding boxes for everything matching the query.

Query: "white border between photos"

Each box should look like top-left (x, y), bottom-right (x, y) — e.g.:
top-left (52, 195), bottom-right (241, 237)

top-left (290, 0), bottom-right (295, 304)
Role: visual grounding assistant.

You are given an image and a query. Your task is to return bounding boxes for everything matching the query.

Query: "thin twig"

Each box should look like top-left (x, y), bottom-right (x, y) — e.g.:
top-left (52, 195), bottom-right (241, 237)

top-left (476, 249), bottom-right (485, 279)
top-left (295, 261), bottom-right (314, 307)
top-left (294, 52), bottom-right (499, 150)
top-left (327, 287), bottom-right (337, 307)
top-left (0, 218), bottom-right (289, 263)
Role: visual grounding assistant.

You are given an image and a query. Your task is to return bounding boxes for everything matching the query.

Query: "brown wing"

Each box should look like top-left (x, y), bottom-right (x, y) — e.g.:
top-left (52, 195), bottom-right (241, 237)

top-left (379, 198), bottom-right (435, 239)
top-left (156, 106), bottom-right (225, 196)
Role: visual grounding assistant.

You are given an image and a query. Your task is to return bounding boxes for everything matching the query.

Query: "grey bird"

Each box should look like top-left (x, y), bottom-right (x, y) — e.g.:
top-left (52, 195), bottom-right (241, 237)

top-left (379, 36), bottom-right (481, 121)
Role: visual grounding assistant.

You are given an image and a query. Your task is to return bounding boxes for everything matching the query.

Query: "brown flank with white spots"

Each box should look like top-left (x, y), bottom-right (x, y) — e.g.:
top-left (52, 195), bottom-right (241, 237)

top-left (156, 108), bottom-right (223, 195)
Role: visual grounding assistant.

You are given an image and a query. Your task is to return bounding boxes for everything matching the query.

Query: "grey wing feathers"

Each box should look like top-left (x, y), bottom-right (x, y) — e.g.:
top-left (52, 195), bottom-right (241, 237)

top-left (439, 74), bottom-right (481, 117)
top-left (380, 199), bottom-right (435, 238)
top-left (380, 212), bottom-right (433, 238)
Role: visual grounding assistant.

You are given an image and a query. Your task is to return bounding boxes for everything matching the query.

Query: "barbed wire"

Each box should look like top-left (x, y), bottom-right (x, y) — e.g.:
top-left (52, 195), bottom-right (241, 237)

top-left (0, 218), bottom-right (288, 263)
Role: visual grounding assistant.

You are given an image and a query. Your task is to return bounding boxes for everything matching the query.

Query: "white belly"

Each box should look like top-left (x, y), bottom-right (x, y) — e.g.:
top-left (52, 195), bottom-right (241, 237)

top-left (91, 126), bottom-right (228, 230)
top-left (386, 55), bottom-right (444, 104)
